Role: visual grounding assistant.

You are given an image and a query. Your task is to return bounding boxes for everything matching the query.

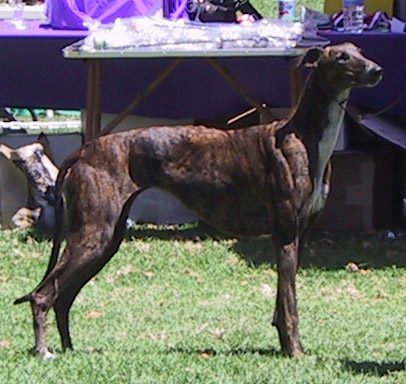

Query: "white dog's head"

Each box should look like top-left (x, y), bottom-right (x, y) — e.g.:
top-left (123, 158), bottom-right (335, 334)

top-left (0, 133), bottom-right (58, 232)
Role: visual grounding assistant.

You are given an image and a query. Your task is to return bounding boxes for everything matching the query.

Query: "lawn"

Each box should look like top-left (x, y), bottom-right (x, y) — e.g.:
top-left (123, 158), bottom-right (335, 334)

top-left (0, 225), bottom-right (405, 383)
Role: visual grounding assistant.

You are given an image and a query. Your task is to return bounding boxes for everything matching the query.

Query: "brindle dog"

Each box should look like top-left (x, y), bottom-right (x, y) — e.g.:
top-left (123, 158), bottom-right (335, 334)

top-left (15, 43), bottom-right (382, 358)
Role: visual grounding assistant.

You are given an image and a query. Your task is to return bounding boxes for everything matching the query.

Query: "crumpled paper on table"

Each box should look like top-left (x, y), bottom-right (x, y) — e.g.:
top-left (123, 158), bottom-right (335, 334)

top-left (81, 16), bottom-right (304, 52)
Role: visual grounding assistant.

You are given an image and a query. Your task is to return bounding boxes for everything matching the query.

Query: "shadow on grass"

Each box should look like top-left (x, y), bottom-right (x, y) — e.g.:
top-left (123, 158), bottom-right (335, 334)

top-left (168, 346), bottom-right (280, 358)
top-left (127, 223), bottom-right (406, 270)
top-left (342, 359), bottom-right (405, 377)
top-left (18, 222), bottom-right (405, 270)
top-left (126, 222), bottom-right (224, 242)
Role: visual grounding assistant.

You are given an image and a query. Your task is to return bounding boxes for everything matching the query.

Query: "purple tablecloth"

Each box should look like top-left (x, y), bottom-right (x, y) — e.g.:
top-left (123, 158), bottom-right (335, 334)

top-left (0, 21), bottom-right (88, 112)
top-left (1, 21), bottom-right (405, 119)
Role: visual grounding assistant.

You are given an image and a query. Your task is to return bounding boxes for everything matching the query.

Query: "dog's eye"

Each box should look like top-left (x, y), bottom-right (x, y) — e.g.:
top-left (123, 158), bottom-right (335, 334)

top-left (31, 169), bottom-right (41, 181)
top-left (336, 52), bottom-right (350, 63)
top-left (34, 149), bottom-right (44, 158)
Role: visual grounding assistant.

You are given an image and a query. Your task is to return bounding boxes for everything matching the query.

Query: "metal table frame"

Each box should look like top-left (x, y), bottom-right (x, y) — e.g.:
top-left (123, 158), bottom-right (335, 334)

top-left (63, 45), bottom-right (304, 141)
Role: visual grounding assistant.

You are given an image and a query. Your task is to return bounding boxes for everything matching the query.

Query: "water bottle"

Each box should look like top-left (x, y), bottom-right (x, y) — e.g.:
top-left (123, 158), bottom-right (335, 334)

top-left (342, 0), bottom-right (365, 33)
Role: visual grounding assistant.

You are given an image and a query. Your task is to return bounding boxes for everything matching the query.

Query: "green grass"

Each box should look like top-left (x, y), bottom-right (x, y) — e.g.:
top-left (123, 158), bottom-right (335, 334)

top-left (0, 225), bottom-right (405, 383)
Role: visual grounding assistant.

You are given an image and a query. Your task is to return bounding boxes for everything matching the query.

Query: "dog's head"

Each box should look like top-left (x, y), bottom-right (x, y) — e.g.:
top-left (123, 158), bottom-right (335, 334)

top-left (0, 133), bottom-right (58, 201)
top-left (300, 42), bottom-right (383, 90)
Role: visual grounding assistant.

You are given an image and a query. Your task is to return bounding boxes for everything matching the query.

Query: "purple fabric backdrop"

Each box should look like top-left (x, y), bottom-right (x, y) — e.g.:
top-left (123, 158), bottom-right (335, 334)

top-left (45, 0), bottom-right (161, 30)
top-left (162, 0), bottom-right (187, 20)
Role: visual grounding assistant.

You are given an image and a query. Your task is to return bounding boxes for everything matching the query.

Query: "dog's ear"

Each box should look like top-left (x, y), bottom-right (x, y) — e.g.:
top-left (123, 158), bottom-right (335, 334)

top-left (37, 132), bottom-right (50, 148)
top-left (36, 132), bottom-right (55, 163)
top-left (0, 143), bottom-right (14, 160)
top-left (296, 47), bottom-right (324, 68)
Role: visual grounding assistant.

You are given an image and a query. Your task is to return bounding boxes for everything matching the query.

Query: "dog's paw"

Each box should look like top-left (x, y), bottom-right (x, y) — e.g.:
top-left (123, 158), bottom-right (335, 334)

top-left (42, 350), bottom-right (56, 360)
top-left (31, 346), bottom-right (56, 360)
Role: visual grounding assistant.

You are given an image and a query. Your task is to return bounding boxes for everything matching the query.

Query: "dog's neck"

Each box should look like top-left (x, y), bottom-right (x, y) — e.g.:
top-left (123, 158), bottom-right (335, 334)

top-left (290, 72), bottom-right (350, 184)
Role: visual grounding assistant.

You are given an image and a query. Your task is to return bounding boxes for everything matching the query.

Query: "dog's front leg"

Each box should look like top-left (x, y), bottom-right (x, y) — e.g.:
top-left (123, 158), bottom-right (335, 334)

top-left (272, 236), bottom-right (304, 357)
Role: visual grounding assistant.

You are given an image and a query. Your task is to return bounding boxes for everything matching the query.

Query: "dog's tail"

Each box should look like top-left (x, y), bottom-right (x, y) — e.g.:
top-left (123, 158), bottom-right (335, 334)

top-left (13, 186), bottom-right (65, 306)
top-left (14, 194), bottom-right (64, 306)
top-left (41, 196), bottom-right (64, 280)
top-left (14, 157), bottom-right (76, 306)
top-left (40, 161), bottom-right (72, 281)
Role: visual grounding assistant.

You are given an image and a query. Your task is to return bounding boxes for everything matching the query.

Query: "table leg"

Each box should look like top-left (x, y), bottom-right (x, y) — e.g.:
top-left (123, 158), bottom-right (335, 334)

top-left (85, 60), bottom-right (102, 142)
top-left (289, 59), bottom-right (302, 107)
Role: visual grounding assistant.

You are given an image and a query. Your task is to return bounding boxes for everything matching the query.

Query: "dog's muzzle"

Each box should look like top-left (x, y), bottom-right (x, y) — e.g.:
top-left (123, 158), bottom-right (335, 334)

top-left (366, 65), bottom-right (383, 86)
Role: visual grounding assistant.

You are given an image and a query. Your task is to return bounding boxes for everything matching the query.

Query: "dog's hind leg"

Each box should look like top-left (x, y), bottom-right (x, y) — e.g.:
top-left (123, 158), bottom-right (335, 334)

top-left (53, 192), bottom-right (138, 352)
top-left (24, 159), bottom-right (139, 358)
top-left (29, 240), bottom-right (112, 358)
